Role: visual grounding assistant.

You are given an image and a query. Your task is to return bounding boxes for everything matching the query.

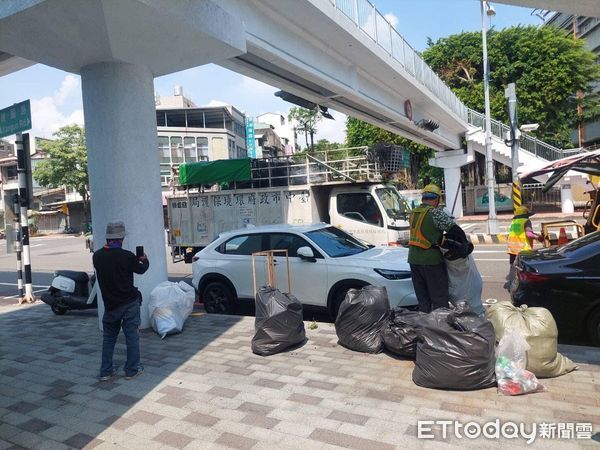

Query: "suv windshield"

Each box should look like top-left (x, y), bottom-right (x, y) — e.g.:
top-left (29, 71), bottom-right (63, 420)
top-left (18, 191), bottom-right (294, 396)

top-left (305, 226), bottom-right (369, 257)
top-left (376, 187), bottom-right (410, 220)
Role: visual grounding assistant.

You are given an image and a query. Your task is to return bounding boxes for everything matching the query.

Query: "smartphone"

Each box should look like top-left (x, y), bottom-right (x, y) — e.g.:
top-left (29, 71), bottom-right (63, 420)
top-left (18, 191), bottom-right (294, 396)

top-left (136, 246), bottom-right (144, 258)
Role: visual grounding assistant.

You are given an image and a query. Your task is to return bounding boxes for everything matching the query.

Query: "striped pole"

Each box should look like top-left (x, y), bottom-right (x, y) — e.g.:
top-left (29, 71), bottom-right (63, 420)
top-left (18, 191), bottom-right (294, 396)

top-left (13, 196), bottom-right (23, 303)
top-left (512, 180), bottom-right (522, 212)
top-left (15, 133), bottom-right (35, 304)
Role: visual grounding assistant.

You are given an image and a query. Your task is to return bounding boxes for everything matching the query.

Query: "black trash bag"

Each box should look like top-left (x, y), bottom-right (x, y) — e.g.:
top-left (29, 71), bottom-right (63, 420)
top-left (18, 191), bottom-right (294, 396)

top-left (335, 286), bottom-right (390, 353)
top-left (441, 224), bottom-right (474, 261)
top-left (412, 303), bottom-right (496, 390)
top-left (382, 308), bottom-right (428, 358)
top-left (251, 286), bottom-right (306, 356)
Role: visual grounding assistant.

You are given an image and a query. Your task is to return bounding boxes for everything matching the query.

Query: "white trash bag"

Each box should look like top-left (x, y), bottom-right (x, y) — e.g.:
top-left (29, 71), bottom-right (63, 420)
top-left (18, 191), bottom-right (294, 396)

top-left (148, 281), bottom-right (195, 339)
top-left (446, 254), bottom-right (484, 315)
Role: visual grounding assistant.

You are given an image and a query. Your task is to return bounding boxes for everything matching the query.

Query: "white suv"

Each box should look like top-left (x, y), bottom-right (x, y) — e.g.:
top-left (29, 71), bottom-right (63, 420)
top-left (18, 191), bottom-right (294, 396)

top-left (192, 223), bottom-right (417, 318)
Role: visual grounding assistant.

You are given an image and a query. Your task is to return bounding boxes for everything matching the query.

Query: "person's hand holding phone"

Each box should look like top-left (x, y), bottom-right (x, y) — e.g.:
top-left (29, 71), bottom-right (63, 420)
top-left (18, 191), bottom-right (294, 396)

top-left (136, 246), bottom-right (148, 262)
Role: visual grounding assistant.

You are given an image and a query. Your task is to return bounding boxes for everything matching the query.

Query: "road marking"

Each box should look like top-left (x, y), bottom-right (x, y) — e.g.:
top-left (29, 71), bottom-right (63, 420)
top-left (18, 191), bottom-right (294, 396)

top-left (461, 224), bottom-right (476, 231)
top-left (474, 258), bottom-right (508, 261)
top-left (0, 282), bottom-right (49, 288)
top-left (473, 250), bottom-right (507, 253)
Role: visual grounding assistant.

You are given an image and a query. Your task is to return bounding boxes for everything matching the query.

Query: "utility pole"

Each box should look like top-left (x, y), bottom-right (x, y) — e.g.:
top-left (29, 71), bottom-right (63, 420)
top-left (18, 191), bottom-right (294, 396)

top-left (505, 83), bottom-right (522, 212)
top-left (481, 0), bottom-right (498, 234)
top-left (16, 132), bottom-right (35, 304)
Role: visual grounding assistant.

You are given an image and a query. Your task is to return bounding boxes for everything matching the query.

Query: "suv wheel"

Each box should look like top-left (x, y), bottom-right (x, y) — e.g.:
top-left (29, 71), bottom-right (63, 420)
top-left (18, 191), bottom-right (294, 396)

top-left (202, 281), bottom-right (236, 315)
top-left (587, 307), bottom-right (600, 346)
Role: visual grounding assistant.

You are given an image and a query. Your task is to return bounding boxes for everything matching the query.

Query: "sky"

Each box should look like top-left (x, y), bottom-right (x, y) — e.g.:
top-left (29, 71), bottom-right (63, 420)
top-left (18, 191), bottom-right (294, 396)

top-left (0, 0), bottom-right (544, 144)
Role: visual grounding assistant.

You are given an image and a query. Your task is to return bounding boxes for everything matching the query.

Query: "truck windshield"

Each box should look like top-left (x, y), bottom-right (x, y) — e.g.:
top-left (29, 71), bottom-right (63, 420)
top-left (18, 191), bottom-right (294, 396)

top-left (305, 226), bottom-right (369, 257)
top-left (375, 187), bottom-right (410, 220)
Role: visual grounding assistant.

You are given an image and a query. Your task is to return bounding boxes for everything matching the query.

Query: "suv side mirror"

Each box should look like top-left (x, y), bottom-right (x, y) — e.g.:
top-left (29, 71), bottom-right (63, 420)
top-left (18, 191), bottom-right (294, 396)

top-left (297, 246), bottom-right (316, 262)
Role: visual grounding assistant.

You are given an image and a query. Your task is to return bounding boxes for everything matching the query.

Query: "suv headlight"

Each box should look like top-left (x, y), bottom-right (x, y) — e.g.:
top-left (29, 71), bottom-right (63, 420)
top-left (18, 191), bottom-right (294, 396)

top-left (374, 268), bottom-right (411, 280)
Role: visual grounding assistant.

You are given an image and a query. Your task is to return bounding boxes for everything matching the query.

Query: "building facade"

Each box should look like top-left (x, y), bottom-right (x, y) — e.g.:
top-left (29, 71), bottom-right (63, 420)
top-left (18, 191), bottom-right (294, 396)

top-left (256, 112), bottom-right (298, 154)
top-left (546, 13), bottom-right (600, 148)
top-left (156, 93), bottom-right (247, 188)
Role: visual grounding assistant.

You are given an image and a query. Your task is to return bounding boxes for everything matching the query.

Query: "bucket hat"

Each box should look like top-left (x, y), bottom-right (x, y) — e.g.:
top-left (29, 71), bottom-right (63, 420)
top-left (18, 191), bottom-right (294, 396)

top-left (105, 221), bottom-right (127, 239)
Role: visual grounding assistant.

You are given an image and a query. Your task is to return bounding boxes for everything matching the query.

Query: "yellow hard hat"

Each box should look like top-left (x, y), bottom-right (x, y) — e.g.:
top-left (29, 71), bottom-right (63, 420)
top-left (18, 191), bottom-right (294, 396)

top-left (515, 205), bottom-right (532, 216)
top-left (422, 184), bottom-right (442, 197)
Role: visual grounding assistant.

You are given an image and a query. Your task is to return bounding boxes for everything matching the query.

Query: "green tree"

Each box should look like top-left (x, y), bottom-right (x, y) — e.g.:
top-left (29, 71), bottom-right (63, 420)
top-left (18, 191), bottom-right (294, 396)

top-left (313, 139), bottom-right (343, 151)
top-left (34, 125), bottom-right (90, 226)
top-left (423, 25), bottom-right (600, 147)
top-left (345, 117), bottom-right (442, 187)
top-left (288, 107), bottom-right (322, 151)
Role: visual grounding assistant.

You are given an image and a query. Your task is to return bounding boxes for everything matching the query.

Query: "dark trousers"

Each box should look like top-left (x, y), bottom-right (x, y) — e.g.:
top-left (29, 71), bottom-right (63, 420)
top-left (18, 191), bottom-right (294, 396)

top-left (410, 263), bottom-right (449, 313)
top-left (100, 299), bottom-right (141, 377)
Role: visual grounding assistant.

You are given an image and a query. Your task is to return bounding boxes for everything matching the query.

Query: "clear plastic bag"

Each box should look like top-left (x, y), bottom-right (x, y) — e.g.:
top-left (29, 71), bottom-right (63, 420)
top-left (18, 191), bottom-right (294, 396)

top-left (495, 328), bottom-right (544, 395)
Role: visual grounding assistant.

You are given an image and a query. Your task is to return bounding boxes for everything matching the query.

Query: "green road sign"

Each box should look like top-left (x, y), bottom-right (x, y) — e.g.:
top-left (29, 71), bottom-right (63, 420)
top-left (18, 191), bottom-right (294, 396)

top-left (0, 100), bottom-right (32, 138)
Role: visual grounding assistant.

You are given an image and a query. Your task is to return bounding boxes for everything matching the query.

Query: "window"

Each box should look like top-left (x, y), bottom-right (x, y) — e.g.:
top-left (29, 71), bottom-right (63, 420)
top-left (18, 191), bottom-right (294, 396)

top-left (6, 165), bottom-right (17, 180)
top-left (236, 146), bottom-right (247, 159)
top-left (212, 137), bottom-right (226, 160)
top-left (305, 226), bottom-right (369, 258)
top-left (228, 139), bottom-right (236, 159)
top-left (156, 111), bottom-right (166, 126)
top-left (218, 234), bottom-right (263, 255)
top-left (166, 111), bottom-right (186, 127)
top-left (170, 137), bottom-right (184, 163)
top-left (184, 137), bottom-right (197, 162)
top-left (265, 233), bottom-right (319, 258)
top-left (197, 137), bottom-right (209, 161)
top-left (376, 187), bottom-right (410, 220)
top-left (187, 111), bottom-right (204, 128)
top-left (158, 136), bottom-right (170, 164)
top-left (337, 193), bottom-right (383, 226)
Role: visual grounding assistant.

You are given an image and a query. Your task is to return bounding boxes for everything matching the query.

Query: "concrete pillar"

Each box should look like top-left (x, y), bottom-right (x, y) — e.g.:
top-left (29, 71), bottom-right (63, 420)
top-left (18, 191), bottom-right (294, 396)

top-left (443, 167), bottom-right (463, 218)
top-left (561, 183), bottom-right (574, 214)
top-left (81, 62), bottom-right (167, 329)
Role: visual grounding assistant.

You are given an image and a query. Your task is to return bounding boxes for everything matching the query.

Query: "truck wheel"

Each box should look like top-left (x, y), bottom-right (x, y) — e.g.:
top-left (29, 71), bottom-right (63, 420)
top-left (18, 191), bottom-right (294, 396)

top-left (330, 282), bottom-right (368, 321)
top-left (51, 304), bottom-right (68, 315)
top-left (587, 306), bottom-right (600, 346)
top-left (202, 281), bottom-right (235, 315)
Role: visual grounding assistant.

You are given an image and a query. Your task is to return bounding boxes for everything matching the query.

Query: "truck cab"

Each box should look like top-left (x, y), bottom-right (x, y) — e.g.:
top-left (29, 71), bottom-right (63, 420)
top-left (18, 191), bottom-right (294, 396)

top-left (329, 184), bottom-right (411, 246)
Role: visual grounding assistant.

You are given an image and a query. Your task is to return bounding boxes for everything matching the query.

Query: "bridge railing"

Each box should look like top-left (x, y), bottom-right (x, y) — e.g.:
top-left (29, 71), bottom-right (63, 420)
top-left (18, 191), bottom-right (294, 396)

top-left (467, 109), bottom-right (565, 161)
top-left (331, 0), bottom-right (468, 122)
top-left (330, 0), bottom-right (565, 162)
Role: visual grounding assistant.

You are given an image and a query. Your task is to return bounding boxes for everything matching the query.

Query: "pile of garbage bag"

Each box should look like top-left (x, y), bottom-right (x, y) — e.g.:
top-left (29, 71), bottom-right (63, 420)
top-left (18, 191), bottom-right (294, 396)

top-left (335, 286), bottom-right (390, 353)
top-left (148, 281), bottom-right (196, 339)
top-left (495, 328), bottom-right (544, 395)
top-left (252, 286), bottom-right (306, 356)
top-left (382, 308), bottom-right (427, 358)
top-left (412, 303), bottom-right (496, 390)
top-left (486, 302), bottom-right (577, 378)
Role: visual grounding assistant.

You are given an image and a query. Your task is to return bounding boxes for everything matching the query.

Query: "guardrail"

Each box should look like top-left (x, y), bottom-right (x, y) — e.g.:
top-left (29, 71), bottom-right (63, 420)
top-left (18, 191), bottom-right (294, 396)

top-left (467, 109), bottom-right (565, 161)
top-left (329, 0), bottom-right (566, 163)
top-left (330, 0), bottom-right (468, 122)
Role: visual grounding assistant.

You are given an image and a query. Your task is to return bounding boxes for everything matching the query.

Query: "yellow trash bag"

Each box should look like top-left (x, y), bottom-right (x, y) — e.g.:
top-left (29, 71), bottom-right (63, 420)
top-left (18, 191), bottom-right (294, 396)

top-left (486, 302), bottom-right (577, 378)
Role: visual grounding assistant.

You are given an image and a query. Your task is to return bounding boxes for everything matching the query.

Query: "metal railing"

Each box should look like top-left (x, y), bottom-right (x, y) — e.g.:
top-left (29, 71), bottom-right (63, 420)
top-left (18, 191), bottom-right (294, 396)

top-left (329, 0), bottom-right (565, 163)
top-left (330, 0), bottom-right (468, 122)
top-left (467, 109), bottom-right (565, 161)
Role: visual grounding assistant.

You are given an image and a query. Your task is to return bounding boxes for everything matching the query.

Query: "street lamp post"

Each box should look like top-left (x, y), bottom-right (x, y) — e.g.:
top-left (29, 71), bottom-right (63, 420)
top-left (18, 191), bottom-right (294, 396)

top-left (481, 0), bottom-right (498, 234)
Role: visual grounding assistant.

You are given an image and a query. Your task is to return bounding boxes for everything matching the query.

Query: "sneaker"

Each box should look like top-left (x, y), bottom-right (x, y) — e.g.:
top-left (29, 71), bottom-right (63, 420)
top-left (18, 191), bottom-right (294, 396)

top-left (125, 365), bottom-right (144, 380)
top-left (99, 367), bottom-right (118, 381)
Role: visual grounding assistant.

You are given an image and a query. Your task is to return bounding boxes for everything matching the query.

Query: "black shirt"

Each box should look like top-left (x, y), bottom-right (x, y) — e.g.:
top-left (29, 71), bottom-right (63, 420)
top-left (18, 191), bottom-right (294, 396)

top-left (93, 247), bottom-right (149, 310)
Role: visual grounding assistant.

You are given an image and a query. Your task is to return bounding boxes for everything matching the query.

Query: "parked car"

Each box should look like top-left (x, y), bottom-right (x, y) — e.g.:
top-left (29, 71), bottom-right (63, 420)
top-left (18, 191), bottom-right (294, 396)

top-left (511, 231), bottom-right (600, 345)
top-left (192, 223), bottom-right (417, 318)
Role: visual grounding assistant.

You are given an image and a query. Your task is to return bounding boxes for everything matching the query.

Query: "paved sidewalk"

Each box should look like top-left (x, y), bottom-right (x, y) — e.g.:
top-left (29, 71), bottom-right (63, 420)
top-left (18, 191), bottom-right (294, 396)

top-left (0, 302), bottom-right (599, 449)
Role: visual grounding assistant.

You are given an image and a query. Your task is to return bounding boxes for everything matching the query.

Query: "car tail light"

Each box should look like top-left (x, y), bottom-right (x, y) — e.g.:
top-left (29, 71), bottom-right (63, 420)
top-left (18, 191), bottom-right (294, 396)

top-left (388, 241), bottom-right (401, 247)
top-left (518, 271), bottom-right (548, 282)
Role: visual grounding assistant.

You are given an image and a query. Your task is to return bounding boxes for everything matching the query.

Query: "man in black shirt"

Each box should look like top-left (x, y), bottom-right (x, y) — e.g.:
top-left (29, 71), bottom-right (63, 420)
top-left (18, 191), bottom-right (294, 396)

top-left (94, 221), bottom-right (149, 381)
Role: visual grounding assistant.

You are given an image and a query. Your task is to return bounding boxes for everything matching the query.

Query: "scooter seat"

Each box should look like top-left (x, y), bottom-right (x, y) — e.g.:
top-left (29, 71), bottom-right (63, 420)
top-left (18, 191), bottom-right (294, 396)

top-left (55, 270), bottom-right (89, 283)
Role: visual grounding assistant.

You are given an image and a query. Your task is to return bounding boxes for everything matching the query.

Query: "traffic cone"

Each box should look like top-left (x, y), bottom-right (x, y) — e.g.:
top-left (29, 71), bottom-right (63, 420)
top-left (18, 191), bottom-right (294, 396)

top-left (557, 227), bottom-right (568, 245)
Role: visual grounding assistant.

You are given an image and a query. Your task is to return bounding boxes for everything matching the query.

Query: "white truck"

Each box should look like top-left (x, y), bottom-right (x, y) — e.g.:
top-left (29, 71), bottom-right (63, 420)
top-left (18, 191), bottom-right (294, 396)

top-left (167, 148), bottom-right (412, 262)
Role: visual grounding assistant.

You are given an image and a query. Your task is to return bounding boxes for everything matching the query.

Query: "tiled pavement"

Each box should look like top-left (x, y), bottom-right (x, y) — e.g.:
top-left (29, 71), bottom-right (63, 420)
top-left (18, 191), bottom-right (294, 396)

top-left (0, 303), bottom-right (599, 450)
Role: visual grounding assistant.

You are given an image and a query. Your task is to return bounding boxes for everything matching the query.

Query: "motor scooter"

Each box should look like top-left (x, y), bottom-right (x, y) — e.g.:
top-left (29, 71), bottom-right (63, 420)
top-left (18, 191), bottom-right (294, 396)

top-left (40, 270), bottom-right (97, 315)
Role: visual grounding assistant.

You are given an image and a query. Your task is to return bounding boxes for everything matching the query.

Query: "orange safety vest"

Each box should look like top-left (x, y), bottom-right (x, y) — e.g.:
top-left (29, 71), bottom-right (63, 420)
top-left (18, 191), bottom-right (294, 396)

top-left (507, 218), bottom-right (532, 255)
top-left (409, 205), bottom-right (433, 249)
